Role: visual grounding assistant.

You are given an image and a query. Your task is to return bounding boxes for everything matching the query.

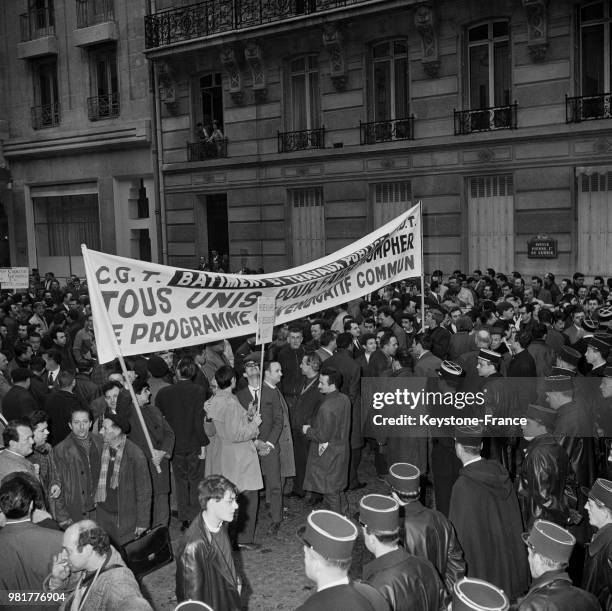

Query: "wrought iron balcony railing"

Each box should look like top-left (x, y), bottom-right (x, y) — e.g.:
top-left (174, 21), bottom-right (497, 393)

top-left (187, 139), bottom-right (229, 161)
top-left (454, 103), bottom-right (517, 135)
top-left (278, 127), bottom-right (325, 153)
top-left (145, 0), bottom-right (369, 48)
top-left (566, 93), bottom-right (612, 123)
top-left (31, 103), bottom-right (61, 129)
top-left (20, 7), bottom-right (55, 42)
top-left (360, 116), bottom-right (414, 145)
top-left (87, 93), bottom-right (120, 121)
top-left (76, 0), bottom-right (115, 28)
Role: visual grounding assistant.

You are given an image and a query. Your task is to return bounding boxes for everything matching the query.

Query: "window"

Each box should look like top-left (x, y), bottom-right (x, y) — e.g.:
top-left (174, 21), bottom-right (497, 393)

top-left (32, 58), bottom-right (59, 129)
top-left (290, 188), bottom-right (325, 265)
top-left (372, 182), bottom-right (412, 228)
top-left (289, 56), bottom-right (320, 132)
top-left (468, 21), bottom-right (510, 109)
top-left (22, 0), bottom-right (55, 41)
top-left (580, 1), bottom-right (612, 95)
top-left (468, 175), bottom-right (514, 273)
top-left (88, 45), bottom-right (119, 120)
top-left (371, 41), bottom-right (409, 122)
top-left (200, 73), bottom-right (224, 132)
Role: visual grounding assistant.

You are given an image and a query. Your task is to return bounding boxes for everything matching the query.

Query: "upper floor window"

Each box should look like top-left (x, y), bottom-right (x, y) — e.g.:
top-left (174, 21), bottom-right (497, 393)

top-left (289, 55), bottom-right (320, 132)
top-left (580, 1), bottom-right (612, 95)
top-left (88, 45), bottom-right (119, 120)
top-left (371, 40), bottom-right (409, 122)
top-left (31, 58), bottom-right (60, 129)
top-left (468, 21), bottom-right (510, 109)
top-left (21, 0), bottom-right (55, 41)
top-left (200, 73), bottom-right (224, 131)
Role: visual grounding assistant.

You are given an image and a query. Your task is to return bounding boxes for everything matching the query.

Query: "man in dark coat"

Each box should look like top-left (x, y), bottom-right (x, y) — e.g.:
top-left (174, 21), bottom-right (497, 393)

top-left (325, 332), bottom-right (363, 490)
top-left (302, 368), bottom-right (351, 515)
top-left (360, 493), bottom-right (447, 610)
top-left (518, 519), bottom-right (599, 611)
top-left (449, 425), bottom-right (530, 600)
top-left (296, 509), bottom-right (389, 611)
top-left (45, 371), bottom-right (82, 446)
top-left (123, 378), bottom-right (175, 528)
top-left (156, 359), bottom-right (208, 530)
top-left (582, 478), bottom-right (612, 609)
top-left (424, 308), bottom-right (451, 360)
top-left (388, 462), bottom-right (465, 594)
top-left (276, 326), bottom-right (306, 410)
top-left (176, 475), bottom-right (242, 610)
top-left (519, 403), bottom-right (573, 529)
top-left (585, 333), bottom-right (611, 378)
top-left (2, 367), bottom-right (38, 421)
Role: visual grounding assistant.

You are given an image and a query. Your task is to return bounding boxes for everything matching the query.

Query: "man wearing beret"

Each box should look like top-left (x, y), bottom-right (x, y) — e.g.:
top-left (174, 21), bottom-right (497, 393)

top-left (582, 478), bottom-right (612, 609)
top-left (449, 425), bottom-right (529, 599)
top-left (95, 410), bottom-right (152, 546)
top-left (359, 494), bottom-right (447, 610)
top-left (518, 520), bottom-right (599, 610)
top-left (296, 509), bottom-right (389, 610)
top-left (519, 404), bottom-right (573, 530)
top-left (388, 462), bottom-right (465, 594)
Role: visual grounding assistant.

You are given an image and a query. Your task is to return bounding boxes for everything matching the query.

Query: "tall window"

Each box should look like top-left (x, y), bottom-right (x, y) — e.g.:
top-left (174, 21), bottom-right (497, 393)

top-left (289, 56), bottom-right (320, 131)
top-left (200, 73), bottom-right (224, 129)
top-left (580, 1), bottom-right (612, 95)
top-left (290, 187), bottom-right (325, 265)
top-left (371, 41), bottom-right (409, 121)
top-left (89, 45), bottom-right (119, 119)
top-left (32, 58), bottom-right (59, 128)
top-left (468, 21), bottom-right (510, 109)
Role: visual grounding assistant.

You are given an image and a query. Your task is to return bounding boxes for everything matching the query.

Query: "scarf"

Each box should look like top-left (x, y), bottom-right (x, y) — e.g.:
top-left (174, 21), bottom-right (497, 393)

top-left (94, 436), bottom-right (125, 503)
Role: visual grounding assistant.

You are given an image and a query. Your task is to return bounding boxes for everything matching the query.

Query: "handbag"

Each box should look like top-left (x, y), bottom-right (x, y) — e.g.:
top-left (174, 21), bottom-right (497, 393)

top-left (121, 525), bottom-right (173, 578)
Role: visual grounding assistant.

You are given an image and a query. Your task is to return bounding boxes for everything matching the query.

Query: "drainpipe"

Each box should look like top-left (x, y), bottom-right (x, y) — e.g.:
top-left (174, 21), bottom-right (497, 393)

top-left (147, 0), bottom-right (167, 264)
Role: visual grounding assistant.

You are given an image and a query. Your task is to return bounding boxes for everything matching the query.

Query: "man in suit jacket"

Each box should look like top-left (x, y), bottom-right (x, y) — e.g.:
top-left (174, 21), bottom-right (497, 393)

top-left (412, 333), bottom-right (443, 378)
top-left (315, 330), bottom-right (336, 363)
top-left (2, 368), bottom-right (38, 421)
top-left (44, 370), bottom-right (83, 446)
top-left (326, 333), bottom-right (363, 489)
top-left (368, 332), bottom-right (398, 377)
top-left (258, 361), bottom-right (287, 535)
top-left (357, 333), bottom-right (378, 378)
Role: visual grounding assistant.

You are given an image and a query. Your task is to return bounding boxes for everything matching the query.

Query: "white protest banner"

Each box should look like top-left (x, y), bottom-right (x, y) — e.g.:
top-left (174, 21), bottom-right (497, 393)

top-left (82, 203), bottom-right (421, 363)
top-left (256, 296), bottom-right (276, 345)
top-left (0, 267), bottom-right (29, 290)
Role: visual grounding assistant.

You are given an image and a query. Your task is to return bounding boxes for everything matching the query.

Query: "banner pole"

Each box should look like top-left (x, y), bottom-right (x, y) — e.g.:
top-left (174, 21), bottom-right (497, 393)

top-left (81, 245), bottom-right (161, 474)
top-left (419, 201), bottom-right (426, 332)
top-left (257, 344), bottom-right (265, 416)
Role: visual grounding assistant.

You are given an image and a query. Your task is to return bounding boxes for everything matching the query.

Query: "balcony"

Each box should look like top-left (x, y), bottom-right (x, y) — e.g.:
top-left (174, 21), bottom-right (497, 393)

top-left (278, 127), bottom-right (325, 153)
top-left (566, 93), bottom-right (612, 123)
top-left (31, 103), bottom-right (61, 130)
top-left (18, 8), bottom-right (58, 59)
top-left (360, 116), bottom-right (414, 145)
top-left (145, 0), bottom-right (374, 48)
top-left (187, 139), bottom-right (228, 161)
top-left (87, 93), bottom-right (120, 121)
top-left (454, 103), bottom-right (517, 136)
top-left (74, 0), bottom-right (118, 47)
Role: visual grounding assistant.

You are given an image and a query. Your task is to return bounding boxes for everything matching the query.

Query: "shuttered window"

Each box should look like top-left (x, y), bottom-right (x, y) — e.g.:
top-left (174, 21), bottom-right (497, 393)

top-left (290, 187), bottom-right (325, 266)
top-left (468, 175), bottom-right (514, 272)
top-left (577, 166), bottom-right (612, 273)
top-left (372, 182), bottom-right (412, 228)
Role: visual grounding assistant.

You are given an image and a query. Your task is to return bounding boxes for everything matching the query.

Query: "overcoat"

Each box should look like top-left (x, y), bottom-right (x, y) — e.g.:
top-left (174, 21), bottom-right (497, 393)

top-left (582, 522), bottom-right (612, 610)
top-left (518, 570), bottom-right (599, 611)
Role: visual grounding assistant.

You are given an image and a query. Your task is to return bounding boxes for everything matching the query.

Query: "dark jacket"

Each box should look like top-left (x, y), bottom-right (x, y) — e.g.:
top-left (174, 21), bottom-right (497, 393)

top-left (290, 376), bottom-right (322, 430)
top-left (554, 399), bottom-right (596, 489)
top-left (363, 548), bottom-right (447, 611)
top-left (45, 389), bottom-right (83, 446)
top-left (425, 326), bottom-right (451, 360)
top-left (369, 349), bottom-right (393, 377)
top-left (518, 434), bottom-right (572, 529)
top-left (29, 373), bottom-right (50, 409)
top-left (527, 340), bottom-right (555, 378)
top-left (2, 384), bottom-right (38, 421)
top-left (582, 522), bottom-right (612, 610)
top-left (175, 513), bottom-right (241, 610)
top-left (401, 500), bottom-right (465, 593)
top-left (518, 570), bottom-right (599, 611)
top-left (258, 383), bottom-right (284, 447)
top-left (448, 332), bottom-right (476, 361)
top-left (296, 581), bottom-right (390, 611)
top-left (449, 458), bottom-right (530, 599)
top-left (156, 380), bottom-right (208, 455)
top-left (277, 344), bottom-right (306, 399)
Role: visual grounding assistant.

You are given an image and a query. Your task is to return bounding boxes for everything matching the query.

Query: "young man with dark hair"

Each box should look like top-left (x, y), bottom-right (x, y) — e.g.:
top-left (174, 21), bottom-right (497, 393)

top-left (176, 475), bottom-right (242, 610)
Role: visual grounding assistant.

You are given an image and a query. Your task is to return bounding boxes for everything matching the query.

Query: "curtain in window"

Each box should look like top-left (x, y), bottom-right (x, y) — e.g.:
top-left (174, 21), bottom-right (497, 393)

top-left (291, 73), bottom-right (307, 130)
top-left (583, 23), bottom-right (605, 94)
top-left (493, 41), bottom-right (510, 106)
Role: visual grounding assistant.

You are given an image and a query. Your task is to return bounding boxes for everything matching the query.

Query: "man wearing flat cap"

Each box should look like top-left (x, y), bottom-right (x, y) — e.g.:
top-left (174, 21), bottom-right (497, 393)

top-left (95, 410), bottom-right (151, 546)
top-left (388, 462), bottom-right (465, 594)
top-left (517, 520), bottom-right (599, 610)
top-left (545, 375), bottom-right (596, 505)
top-left (449, 425), bottom-right (529, 599)
top-left (296, 509), bottom-right (389, 610)
top-left (582, 478), bottom-right (612, 608)
top-left (519, 404), bottom-right (573, 529)
top-left (359, 494), bottom-right (447, 610)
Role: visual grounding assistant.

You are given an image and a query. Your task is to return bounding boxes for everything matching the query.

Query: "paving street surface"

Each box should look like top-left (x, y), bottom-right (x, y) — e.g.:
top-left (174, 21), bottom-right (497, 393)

top-left (142, 454), bottom-right (389, 610)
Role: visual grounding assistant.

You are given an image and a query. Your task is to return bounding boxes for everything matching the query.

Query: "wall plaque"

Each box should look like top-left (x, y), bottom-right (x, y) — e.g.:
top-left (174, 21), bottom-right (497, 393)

top-left (527, 236), bottom-right (557, 259)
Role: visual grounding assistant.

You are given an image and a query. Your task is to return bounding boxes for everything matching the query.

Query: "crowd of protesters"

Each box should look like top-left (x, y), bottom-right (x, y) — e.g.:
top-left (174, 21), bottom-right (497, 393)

top-left (0, 265), bottom-right (611, 609)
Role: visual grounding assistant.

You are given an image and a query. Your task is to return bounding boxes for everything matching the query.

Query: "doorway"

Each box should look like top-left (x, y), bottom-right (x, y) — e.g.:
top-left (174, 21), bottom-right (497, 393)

top-left (205, 193), bottom-right (228, 270)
